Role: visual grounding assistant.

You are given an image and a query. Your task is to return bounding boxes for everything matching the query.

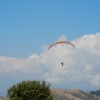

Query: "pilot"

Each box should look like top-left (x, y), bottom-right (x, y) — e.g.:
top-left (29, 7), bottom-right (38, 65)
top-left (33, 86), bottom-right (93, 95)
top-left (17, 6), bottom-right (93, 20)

top-left (61, 63), bottom-right (63, 66)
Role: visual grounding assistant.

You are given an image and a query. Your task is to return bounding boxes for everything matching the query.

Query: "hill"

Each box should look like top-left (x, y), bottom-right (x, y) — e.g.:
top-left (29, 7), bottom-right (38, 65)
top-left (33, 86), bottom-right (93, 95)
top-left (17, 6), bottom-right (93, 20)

top-left (51, 88), bottom-right (98, 100)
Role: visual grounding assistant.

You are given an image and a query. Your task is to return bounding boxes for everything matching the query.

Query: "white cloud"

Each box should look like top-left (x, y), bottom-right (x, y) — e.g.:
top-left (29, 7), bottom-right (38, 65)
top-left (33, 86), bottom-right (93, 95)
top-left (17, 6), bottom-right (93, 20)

top-left (0, 54), bottom-right (41, 74)
top-left (0, 33), bottom-right (100, 88)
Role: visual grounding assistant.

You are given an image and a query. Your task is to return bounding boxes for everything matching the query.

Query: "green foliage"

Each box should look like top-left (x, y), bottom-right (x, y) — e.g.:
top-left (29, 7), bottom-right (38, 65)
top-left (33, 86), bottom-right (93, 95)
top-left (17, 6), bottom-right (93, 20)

top-left (7, 80), bottom-right (53, 100)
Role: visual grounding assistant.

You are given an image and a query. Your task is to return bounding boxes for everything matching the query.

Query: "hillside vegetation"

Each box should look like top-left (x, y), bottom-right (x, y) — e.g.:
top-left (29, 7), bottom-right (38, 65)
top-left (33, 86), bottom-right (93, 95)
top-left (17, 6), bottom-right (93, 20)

top-left (90, 90), bottom-right (100, 96)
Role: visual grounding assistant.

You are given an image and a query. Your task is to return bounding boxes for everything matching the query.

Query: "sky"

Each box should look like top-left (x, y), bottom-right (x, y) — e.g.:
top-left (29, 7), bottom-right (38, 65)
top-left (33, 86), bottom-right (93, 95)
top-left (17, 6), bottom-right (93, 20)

top-left (0, 0), bottom-right (100, 97)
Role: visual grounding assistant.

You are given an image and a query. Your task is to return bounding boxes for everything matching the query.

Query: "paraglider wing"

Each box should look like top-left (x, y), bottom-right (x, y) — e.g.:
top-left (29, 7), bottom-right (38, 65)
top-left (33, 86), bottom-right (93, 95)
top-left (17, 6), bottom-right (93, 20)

top-left (55, 41), bottom-right (75, 48)
top-left (48, 44), bottom-right (56, 50)
top-left (48, 41), bottom-right (75, 50)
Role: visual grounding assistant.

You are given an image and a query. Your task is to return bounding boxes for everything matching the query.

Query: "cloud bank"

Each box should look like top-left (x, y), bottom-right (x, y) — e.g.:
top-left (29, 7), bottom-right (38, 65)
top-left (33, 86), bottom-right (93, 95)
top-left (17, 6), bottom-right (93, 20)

top-left (0, 33), bottom-right (100, 89)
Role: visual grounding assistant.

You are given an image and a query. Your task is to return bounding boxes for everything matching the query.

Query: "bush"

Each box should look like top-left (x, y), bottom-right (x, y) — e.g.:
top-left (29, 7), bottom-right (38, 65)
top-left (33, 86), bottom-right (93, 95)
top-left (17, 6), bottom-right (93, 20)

top-left (7, 80), bottom-right (53, 100)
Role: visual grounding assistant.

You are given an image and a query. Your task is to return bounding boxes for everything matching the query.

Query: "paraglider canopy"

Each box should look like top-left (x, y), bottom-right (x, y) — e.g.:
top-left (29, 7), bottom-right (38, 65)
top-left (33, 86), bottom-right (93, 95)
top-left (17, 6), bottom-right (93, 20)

top-left (48, 41), bottom-right (75, 50)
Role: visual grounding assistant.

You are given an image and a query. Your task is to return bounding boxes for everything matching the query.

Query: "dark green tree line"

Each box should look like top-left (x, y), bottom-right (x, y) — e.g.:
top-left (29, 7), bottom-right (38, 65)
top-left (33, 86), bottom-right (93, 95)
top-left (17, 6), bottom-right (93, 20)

top-left (90, 90), bottom-right (100, 96)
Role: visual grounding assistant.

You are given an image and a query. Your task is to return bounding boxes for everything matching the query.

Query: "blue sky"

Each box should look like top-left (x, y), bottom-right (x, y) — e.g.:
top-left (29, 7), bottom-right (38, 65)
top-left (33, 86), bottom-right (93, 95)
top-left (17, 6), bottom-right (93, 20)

top-left (0, 0), bottom-right (100, 97)
top-left (1, 0), bottom-right (100, 58)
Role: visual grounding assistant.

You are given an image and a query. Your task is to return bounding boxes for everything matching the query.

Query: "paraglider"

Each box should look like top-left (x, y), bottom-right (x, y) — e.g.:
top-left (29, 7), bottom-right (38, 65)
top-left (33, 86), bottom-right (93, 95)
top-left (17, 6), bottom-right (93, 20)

top-left (48, 41), bottom-right (75, 66)
top-left (48, 41), bottom-right (75, 50)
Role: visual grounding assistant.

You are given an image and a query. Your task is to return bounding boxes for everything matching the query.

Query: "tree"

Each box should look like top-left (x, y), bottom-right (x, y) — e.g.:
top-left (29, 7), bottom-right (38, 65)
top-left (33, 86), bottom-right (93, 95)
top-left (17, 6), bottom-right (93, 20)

top-left (7, 80), bottom-right (53, 100)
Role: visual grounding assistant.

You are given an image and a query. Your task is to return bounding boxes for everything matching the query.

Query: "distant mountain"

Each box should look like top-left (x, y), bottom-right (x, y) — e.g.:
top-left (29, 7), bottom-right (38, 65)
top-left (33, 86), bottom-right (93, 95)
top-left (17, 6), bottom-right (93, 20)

top-left (0, 88), bottom-right (100, 100)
